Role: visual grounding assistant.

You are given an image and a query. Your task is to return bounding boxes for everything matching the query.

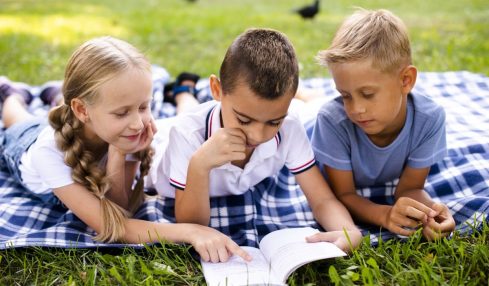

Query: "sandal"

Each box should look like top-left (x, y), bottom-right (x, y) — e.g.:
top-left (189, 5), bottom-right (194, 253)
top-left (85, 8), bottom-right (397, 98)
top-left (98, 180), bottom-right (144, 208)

top-left (163, 72), bottom-right (200, 105)
top-left (39, 81), bottom-right (63, 107)
top-left (0, 76), bottom-right (33, 105)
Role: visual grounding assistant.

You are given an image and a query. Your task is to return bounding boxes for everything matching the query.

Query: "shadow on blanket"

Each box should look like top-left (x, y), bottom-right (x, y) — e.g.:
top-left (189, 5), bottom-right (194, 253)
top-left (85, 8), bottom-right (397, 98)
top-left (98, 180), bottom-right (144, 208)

top-left (1, 69), bottom-right (489, 249)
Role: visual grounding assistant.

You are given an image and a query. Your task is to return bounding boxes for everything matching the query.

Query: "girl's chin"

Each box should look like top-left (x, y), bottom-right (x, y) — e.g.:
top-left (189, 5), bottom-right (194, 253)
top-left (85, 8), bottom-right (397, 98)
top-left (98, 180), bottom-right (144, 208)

top-left (115, 143), bottom-right (140, 154)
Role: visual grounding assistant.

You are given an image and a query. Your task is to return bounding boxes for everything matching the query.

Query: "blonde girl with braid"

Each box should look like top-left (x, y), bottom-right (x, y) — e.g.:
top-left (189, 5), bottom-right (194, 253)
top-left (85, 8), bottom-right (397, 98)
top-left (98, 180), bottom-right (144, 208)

top-left (0, 36), bottom-right (251, 263)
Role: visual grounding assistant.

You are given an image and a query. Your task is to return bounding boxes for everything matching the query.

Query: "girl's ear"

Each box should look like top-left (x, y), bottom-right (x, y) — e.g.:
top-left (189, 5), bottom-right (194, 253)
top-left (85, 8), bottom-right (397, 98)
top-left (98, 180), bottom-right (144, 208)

top-left (209, 75), bottom-right (223, 102)
top-left (400, 65), bottom-right (417, 95)
top-left (70, 98), bottom-right (89, 123)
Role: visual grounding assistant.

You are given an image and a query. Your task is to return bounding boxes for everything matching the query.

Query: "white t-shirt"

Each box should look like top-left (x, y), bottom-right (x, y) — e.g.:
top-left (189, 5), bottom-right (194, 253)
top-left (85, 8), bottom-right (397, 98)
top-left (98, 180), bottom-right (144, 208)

top-left (19, 126), bottom-right (74, 198)
top-left (146, 101), bottom-right (316, 198)
top-left (19, 125), bottom-right (137, 198)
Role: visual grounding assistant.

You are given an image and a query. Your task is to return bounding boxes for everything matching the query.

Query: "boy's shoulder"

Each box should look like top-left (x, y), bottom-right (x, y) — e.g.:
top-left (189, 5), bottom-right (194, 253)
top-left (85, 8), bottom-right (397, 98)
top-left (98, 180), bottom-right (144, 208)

top-left (410, 92), bottom-right (445, 121)
top-left (280, 112), bottom-right (308, 137)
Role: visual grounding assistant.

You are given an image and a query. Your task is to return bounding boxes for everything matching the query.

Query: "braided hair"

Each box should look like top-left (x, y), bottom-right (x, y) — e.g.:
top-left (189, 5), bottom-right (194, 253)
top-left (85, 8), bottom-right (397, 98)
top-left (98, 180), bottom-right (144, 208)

top-left (48, 37), bottom-right (154, 242)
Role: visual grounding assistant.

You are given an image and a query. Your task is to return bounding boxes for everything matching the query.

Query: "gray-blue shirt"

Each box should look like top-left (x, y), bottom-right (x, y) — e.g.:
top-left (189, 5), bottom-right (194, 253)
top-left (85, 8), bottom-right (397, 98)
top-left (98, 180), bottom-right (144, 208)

top-left (311, 93), bottom-right (447, 188)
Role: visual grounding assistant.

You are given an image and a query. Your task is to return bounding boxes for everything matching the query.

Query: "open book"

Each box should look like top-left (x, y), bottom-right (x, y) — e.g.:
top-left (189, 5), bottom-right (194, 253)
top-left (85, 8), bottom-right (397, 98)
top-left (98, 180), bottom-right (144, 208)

top-left (201, 227), bottom-right (346, 286)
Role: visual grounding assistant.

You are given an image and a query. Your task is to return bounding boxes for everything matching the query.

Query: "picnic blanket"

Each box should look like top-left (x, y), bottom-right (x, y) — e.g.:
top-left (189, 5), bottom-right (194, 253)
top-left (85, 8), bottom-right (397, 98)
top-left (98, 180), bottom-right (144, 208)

top-left (1, 68), bottom-right (489, 249)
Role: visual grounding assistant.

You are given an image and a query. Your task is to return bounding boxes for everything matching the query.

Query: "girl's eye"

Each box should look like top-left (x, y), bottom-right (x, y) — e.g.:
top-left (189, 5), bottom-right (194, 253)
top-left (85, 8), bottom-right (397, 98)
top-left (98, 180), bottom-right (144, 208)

top-left (139, 106), bottom-right (148, 111)
top-left (341, 94), bottom-right (351, 100)
top-left (362, 93), bottom-right (374, 98)
top-left (237, 118), bottom-right (251, 125)
top-left (268, 121), bottom-right (281, 127)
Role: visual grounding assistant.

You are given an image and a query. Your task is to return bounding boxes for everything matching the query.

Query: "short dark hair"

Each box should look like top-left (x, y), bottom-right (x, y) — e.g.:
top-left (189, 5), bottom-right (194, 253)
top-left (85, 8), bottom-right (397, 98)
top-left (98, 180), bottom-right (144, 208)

top-left (219, 28), bottom-right (299, 100)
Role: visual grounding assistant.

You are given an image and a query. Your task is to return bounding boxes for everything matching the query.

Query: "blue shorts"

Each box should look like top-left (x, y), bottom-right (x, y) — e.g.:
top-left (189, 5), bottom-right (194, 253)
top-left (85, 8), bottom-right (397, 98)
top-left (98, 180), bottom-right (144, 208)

top-left (0, 118), bottom-right (47, 188)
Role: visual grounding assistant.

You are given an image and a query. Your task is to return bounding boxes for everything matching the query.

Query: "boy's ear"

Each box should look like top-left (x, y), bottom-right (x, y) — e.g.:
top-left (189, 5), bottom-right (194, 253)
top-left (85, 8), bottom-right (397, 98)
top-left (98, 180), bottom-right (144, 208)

top-left (209, 74), bottom-right (223, 102)
top-left (400, 65), bottom-right (417, 95)
top-left (70, 98), bottom-right (90, 123)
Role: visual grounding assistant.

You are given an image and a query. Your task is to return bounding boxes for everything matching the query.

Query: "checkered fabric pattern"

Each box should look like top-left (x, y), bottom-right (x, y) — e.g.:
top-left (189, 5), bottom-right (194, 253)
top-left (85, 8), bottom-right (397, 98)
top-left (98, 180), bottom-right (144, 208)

top-left (1, 69), bottom-right (488, 249)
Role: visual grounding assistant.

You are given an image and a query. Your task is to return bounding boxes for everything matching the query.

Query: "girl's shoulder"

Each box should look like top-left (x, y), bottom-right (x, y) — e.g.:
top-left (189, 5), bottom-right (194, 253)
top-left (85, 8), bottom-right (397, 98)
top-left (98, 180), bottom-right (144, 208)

top-left (28, 125), bottom-right (62, 157)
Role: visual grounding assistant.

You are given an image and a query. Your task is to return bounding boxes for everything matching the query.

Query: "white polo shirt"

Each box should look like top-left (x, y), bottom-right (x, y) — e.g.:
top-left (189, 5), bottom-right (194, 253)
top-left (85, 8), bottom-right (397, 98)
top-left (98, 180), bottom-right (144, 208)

top-left (146, 101), bottom-right (316, 198)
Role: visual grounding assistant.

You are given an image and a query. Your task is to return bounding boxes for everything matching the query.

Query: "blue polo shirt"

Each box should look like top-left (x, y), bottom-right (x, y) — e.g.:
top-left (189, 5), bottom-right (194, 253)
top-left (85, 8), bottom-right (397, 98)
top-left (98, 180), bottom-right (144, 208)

top-left (311, 93), bottom-right (447, 188)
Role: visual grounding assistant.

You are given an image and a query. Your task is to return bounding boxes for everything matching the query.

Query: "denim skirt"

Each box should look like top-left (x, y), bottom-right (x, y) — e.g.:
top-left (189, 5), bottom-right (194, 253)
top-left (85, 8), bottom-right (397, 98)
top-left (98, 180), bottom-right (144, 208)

top-left (0, 117), bottom-right (47, 187)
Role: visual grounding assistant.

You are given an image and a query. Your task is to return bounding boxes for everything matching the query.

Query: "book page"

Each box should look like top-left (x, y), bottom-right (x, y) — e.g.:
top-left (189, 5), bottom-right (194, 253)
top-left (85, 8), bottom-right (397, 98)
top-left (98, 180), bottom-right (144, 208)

top-left (259, 227), bottom-right (347, 283)
top-left (201, 246), bottom-right (283, 286)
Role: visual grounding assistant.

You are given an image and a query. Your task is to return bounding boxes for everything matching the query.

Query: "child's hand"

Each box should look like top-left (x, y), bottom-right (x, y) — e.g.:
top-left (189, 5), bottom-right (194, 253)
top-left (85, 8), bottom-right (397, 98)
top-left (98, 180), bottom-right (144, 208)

top-left (197, 128), bottom-right (246, 170)
top-left (306, 229), bottom-right (362, 253)
top-left (422, 202), bottom-right (455, 241)
top-left (385, 197), bottom-right (438, 236)
top-left (134, 118), bottom-right (157, 153)
top-left (187, 225), bottom-right (252, 263)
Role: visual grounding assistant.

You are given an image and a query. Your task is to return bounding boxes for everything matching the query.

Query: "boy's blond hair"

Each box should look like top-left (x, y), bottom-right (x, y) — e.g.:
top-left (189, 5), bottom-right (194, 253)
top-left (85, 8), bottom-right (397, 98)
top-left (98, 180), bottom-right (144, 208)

top-left (318, 9), bottom-right (411, 73)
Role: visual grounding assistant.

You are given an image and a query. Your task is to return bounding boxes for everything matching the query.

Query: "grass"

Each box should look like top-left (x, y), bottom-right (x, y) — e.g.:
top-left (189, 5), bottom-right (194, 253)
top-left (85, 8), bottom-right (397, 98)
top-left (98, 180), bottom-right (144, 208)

top-left (1, 0), bottom-right (488, 284)
top-left (0, 0), bottom-right (488, 85)
top-left (1, 223), bottom-right (488, 285)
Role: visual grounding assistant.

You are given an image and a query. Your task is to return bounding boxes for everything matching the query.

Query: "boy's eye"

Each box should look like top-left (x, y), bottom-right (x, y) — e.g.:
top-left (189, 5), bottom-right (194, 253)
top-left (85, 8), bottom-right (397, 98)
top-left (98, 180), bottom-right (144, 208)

top-left (268, 121), bottom-right (281, 127)
top-left (362, 93), bottom-right (374, 98)
top-left (237, 118), bottom-right (251, 125)
top-left (341, 94), bottom-right (351, 100)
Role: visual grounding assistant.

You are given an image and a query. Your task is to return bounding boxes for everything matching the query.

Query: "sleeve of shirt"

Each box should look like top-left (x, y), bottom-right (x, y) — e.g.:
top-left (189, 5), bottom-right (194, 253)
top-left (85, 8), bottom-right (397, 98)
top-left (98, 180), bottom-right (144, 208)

top-left (31, 144), bottom-right (74, 189)
top-left (311, 111), bottom-right (352, 170)
top-left (284, 118), bottom-right (316, 175)
top-left (407, 107), bottom-right (447, 168)
top-left (165, 126), bottom-right (202, 190)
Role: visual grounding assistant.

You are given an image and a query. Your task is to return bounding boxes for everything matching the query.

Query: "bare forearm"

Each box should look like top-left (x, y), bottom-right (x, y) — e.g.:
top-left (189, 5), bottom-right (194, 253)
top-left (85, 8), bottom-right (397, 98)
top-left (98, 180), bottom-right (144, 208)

top-left (313, 198), bottom-right (359, 231)
top-left (106, 149), bottom-right (130, 209)
top-left (175, 157), bottom-right (211, 225)
top-left (339, 193), bottom-right (391, 227)
top-left (122, 220), bottom-right (199, 244)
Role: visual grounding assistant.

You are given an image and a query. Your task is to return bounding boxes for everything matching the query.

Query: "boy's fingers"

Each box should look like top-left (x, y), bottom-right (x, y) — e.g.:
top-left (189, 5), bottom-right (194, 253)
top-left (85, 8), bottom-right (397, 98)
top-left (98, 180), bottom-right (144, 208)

top-left (227, 241), bottom-right (252, 262)
top-left (404, 206), bottom-right (430, 224)
top-left (217, 245), bottom-right (230, 263)
top-left (392, 225), bottom-right (416, 237)
top-left (229, 142), bottom-right (246, 152)
top-left (208, 246), bottom-right (220, 263)
top-left (305, 232), bottom-right (336, 243)
top-left (307, 231), bottom-right (352, 243)
top-left (198, 247), bottom-right (210, 262)
top-left (224, 128), bottom-right (247, 141)
top-left (402, 199), bottom-right (437, 218)
top-left (399, 215), bottom-right (422, 229)
top-left (425, 215), bottom-right (455, 233)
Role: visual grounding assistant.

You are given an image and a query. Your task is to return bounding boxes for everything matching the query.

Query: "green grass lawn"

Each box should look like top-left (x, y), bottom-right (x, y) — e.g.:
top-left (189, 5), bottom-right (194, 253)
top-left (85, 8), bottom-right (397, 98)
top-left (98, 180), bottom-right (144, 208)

top-left (1, 0), bottom-right (489, 284)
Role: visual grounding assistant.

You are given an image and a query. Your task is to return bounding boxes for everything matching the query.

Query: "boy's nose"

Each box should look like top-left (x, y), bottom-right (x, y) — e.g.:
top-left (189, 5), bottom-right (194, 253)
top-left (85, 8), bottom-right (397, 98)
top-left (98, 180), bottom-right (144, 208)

top-left (351, 101), bottom-right (366, 114)
top-left (246, 124), bottom-right (267, 145)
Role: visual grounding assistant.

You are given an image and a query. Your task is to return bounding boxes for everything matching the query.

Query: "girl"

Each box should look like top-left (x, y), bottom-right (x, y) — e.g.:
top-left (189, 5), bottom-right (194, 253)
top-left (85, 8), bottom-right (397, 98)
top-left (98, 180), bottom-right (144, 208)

top-left (0, 36), bottom-right (250, 263)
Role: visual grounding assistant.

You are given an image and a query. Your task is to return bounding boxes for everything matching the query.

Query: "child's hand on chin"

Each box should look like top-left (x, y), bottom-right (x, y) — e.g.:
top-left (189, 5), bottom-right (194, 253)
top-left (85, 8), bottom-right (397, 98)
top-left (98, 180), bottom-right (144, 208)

top-left (134, 118), bottom-right (157, 153)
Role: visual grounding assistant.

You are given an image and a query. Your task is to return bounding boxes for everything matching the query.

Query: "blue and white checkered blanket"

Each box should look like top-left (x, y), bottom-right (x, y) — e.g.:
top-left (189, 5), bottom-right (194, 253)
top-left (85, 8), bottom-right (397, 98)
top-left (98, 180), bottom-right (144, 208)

top-left (1, 68), bottom-right (489, 249)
